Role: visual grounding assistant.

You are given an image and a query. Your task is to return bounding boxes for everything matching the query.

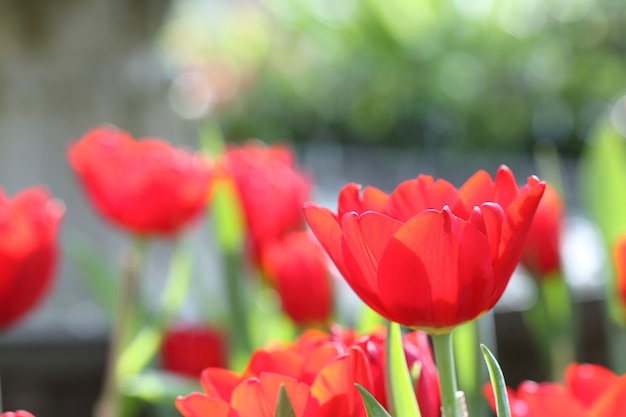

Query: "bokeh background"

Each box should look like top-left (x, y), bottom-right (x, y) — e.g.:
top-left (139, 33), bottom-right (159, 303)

top-left (0, 0), bottom-right (625, 415)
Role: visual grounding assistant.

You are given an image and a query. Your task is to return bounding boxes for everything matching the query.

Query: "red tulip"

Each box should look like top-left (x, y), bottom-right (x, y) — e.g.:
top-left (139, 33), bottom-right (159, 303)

top-left (161, 323), bottom-right (228, 378)
top-left (260, 231), bottom-right (333, 326)
top-left (176, 326), bottom-right (438, 417)
top-left (612, 234), bottom-right (626, 317)
top-left (484, 363), bottom-right (626, 417)
top-left (0, 412), bottom-right (35, 417)
top-left (305, 166), bottom-right (545, 332)
top-left (68, 126), bottom-right (212, 236)
top-left (217, 142), bottom-right (310, 260)
top-left (0, 187), bottom-right (63, 329)
top-left (177, 347), bottom-right (372, 417)
top-left (520, 183), bottom-right (564, 278)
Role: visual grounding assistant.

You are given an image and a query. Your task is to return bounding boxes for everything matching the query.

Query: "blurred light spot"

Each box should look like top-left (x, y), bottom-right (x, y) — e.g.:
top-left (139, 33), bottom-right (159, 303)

top-left (496, 0), bottom-right (546, 38)
top-left (561, 216), bottom-right (606, 299)
top-left (64, 300), bottom-right (106, 339)
top-left (303, 0), bottom-right (358, 27)
top-left (610, 95), bottom-right (626, 138)
top-left (168, 69), bottom-right (214, 120)
top-left (453, 0), bottom-right (493, 20)
top-left (525, 40), bottom-right (571, 90)
top-left (547, 0), bottom-right (593, 22)
top-left (532, 97), bottom-right (574, 142)
top-left (438, 53), bottom-right (486, 103)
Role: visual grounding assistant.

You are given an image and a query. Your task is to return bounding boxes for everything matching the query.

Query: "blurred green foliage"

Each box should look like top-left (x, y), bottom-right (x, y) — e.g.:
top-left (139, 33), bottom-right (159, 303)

top-left (161, 0), bottom-right (625, 155)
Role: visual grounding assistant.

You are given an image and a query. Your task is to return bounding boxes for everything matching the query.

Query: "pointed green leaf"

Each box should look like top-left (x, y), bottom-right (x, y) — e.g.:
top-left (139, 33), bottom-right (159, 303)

top-left (116, 325), bottom-right (162, 376)
top-left (481, 344), bottom-right (511, 417)
top-left (65, 239), bottom-right (118, 319)
top-left (160, 241), bottom-right (193, 319)
top-left (275, 385), bottom-right (296, 417)
top-left (385, 321), bottom-right (421, 417)
top-left (211, 177), bottom-right (246, 253)
top-left (356, 383), bottom-right (392, 417)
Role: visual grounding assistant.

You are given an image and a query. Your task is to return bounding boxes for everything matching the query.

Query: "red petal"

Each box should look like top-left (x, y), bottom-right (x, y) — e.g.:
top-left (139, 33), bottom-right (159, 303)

top-left (231, 374), bottom-right (318, 417)
top-left (304, 204), bottom-right (349, 278)
top-left (377, 209), bottom-right (493, 328)
top-left (176, 393), bottom-right (237, 417)
top-left (200, 368), bottom-right (241, 401)
top-left (588, 374), bottom-right (626, 417)
top-left (564, 363), bottom-right (618, 408)
top-left (517, 381), bottom-right (585, 417)
top-left (385, 176), bottom-right (460, 222)
top-left (490, 180), bottom-right (545, 306)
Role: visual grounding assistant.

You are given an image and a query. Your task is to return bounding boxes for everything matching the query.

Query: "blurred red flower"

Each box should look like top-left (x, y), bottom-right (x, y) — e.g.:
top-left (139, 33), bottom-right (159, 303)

top-left (161, 323), bottom-right (228, 378)
top-left (176, 326), bottom-right (439, 417)
top-left (483, 363), bottom-right (626, 417)
top-left (0, 412), bottom-right (35, 417)
top-left (520, 183), bottom-right (564, 278)
top-left (217, 142), bottom-right (310, 260)
top-left (612, 234), bottom-right (626, 317)
top-left (260, 231), bottom-right (333, 326)
top-left (0, 187), bottom-right (63, 329)
top-left (305, 166), bottom-right (545, 332)
top-left (68, 126), bottom-right (212, 236)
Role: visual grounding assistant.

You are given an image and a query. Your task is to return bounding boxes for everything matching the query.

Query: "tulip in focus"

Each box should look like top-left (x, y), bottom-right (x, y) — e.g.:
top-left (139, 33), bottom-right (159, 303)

top-left (0, 187), bottom-right (63, 329)
top-left (260, 231), bottom-right (333, 326)
top-left (217, 142), bottom-right (311, 260)
top-left (161, 323), bottom-right (228, 378)
top-left (68, 126), bottom-right (213, 236)
top-left (305, 165), bottom-right (545, 332)
top-left (520, 183), bottom-right (564, 278)
top-left (484, 363), bottom-right (626, 417)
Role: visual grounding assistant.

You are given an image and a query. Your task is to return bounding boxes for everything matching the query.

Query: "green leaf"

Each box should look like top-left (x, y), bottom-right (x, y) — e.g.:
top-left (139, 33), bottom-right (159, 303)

top-left (579, 118), bottom-right (626, 246)
top-left (160, 242), bottom-right (193, 319)
top-left (210, 178), bottom-right (246, 253)
top-left (481, 344), bottom-right (511, 417)
top-left (116, 325), bottom-right (162, 376)
top-left (64, 238), bottom-right (118, 319)
top-left (385, 321), bottom-right (421, 417)
top-left (274, 385), bottom-right (296, 417)
top-left (356, 383), bottom-right (392, 417)
top-left (119, 370), bottom-right (202, 404)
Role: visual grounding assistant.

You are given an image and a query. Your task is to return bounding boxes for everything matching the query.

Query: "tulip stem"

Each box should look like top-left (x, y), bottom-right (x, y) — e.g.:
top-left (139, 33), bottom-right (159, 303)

top-left (432, 331), bottom-right (465, 417)
top-left (94, 238), bottom-right (147, 417)
top-left (223, 248), bottom-right (252, 368)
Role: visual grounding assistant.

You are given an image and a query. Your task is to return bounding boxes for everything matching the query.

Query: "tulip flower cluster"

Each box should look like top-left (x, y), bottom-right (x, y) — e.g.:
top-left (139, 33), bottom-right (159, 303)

top-left (8, 120), bottom-right (626, 417)
top-left (176, 326), bottom-right (440, 417)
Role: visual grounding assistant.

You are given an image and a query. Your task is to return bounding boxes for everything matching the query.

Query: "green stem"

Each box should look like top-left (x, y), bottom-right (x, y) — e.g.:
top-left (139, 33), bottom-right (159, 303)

top-left (224, 249), bottom-right (252, 368)
top-left (432, 331), bottom-right (463, 417)
top-left (94, 239), bottom-right (147, 417)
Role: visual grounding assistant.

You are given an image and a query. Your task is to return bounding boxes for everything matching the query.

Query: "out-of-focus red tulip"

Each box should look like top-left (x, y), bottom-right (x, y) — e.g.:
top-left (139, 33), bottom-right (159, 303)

top-left (305, 165), bottom-right (545, 332)
top-left (0, 187), bottom-right (63, 329)
top-left (161, 323), bottom-right (228, 378)
top-left (0, 411), bottom-right (35, 417)
top-left (260, 231), bottom-right (332, 326)
top-left (217, 142), bottom-right (310, 260)
top-left (68, 126), bottom-right (212, 236)
top-left (520, 183), bottom-right (564, 278)
top-left (612, 234), bottom-right (626, 317)
top-left (176, 326), bottom-right (438, 417)
top-left (483, 363), bottom-right (626, 417)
